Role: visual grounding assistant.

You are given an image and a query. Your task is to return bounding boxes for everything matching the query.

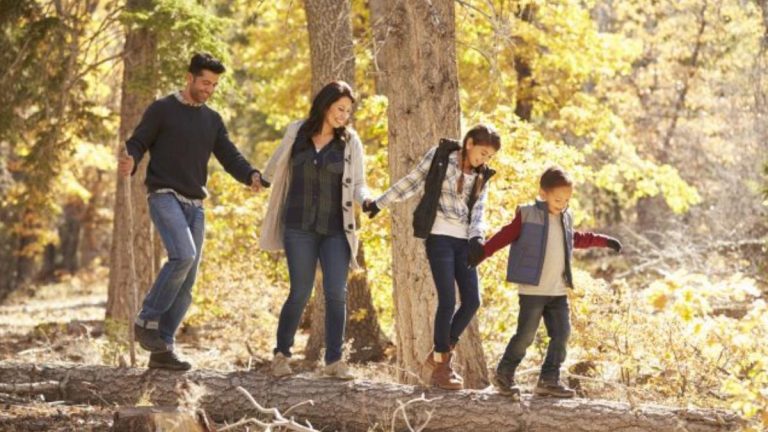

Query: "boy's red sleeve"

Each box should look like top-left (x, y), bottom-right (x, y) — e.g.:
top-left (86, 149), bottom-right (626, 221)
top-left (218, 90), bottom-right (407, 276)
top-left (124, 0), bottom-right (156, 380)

top-left (482, 208), bottom-right (522, 260)
top-left (573, 231), bottom-right (610, 249)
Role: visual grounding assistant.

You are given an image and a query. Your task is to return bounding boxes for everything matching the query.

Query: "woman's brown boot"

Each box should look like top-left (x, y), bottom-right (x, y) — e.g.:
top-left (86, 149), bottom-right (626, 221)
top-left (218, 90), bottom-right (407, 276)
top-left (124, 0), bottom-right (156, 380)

top-left (430, 351), bottom-right (463, 390)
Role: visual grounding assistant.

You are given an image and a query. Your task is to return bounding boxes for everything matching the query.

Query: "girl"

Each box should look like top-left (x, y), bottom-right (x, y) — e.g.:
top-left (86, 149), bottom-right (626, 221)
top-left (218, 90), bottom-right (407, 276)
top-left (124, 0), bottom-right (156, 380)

top-left (260, 81), bottom-right (372, 380)
top-left (364, 125), bottom-right (501, 390)
top-left (472, 166), bottom-right (622, 397)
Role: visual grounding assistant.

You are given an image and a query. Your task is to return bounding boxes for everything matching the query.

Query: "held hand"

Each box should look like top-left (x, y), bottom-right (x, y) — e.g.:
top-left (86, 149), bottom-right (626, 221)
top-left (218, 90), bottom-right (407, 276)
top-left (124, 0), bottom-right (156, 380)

top-left (362, 199), bottom-right (380, 219)
top-left (250, 171), bottom-right (263, 192)
top-left (467, 237), bottom-right (485, 268)
top-left (606, 238), bottom-right (623, 253)
top-left (118, 150), bottom-right (134, 177)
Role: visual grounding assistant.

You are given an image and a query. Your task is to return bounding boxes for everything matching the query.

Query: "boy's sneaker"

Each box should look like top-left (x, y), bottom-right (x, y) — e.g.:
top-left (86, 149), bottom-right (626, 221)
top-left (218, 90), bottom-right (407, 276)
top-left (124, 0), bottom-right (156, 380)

top-left (534, 379), bottom-right (576, 398)
top-left (134, 322), bottom-right (168, 353)
top-left (148, 351), bottom-right (192, 371)
top-left (271, 352), bottom-right (293, 378)
top-left (322, 360), bottom-right (355, 380)
top-left (490, 368), bottom-right (521, 397)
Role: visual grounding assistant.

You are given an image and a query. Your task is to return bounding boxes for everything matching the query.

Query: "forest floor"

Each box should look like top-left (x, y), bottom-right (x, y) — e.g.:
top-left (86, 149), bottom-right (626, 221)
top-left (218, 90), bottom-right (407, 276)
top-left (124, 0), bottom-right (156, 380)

top-left (0, 267), bottom-right (399, 431)
top-left (0, 262), bottom-right (762, 431)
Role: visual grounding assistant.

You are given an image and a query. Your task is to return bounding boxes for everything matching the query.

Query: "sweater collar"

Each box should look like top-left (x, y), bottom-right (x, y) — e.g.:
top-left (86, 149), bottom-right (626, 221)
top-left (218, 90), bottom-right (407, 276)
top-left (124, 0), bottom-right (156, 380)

top-left (174, 90), bottom-right (204, 107)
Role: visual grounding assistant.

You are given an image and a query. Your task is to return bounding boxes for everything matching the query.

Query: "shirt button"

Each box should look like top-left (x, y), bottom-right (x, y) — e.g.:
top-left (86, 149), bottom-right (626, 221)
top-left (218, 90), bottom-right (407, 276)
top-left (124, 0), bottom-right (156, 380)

top-left (346, 201), bottom-right (352, 207)
top-left (345, 178), bottom-right (351, 184)
top-left (347, 223), bottom-right (353, 229)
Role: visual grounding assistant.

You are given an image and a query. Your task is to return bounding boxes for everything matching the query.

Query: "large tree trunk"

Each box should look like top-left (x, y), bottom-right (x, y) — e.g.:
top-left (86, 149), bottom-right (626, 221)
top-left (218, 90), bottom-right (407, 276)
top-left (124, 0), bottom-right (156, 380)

top-left (374, 0), bottom-right (487, 388)
top-left (0, 362), bottom-right (743, 432)
top-left (106, 0), bottom-right (158, 328)
top-left (302, 0), bottom-right (388, 364)
top-left (303, 0), bottom-right (355, 96)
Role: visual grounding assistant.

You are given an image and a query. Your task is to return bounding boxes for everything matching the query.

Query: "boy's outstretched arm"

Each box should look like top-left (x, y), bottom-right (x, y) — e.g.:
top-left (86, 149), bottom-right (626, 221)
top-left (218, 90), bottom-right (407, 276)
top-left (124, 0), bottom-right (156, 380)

top-left (574, 231), bottom-right (622, 252)
top-left (480, 208), bottom-right (523, 263)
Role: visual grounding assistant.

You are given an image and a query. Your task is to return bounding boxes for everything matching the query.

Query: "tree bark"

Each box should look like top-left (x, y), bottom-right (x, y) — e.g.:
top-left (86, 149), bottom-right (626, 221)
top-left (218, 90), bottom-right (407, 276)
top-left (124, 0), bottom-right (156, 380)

top-left (112, 406), bottom-right (212, 432)
top-left (374, 0), bottom-right (487, 388)
top-left (106, 0), bottom-right (158, 327)
top-left (303, 0), bottom-right (355, 96)
top-left (302, 0), bottom-right (389, 364)
top-left (0, 362), bottom-right (743, 432)
top-left (345, 246), bottom-right (390, 362)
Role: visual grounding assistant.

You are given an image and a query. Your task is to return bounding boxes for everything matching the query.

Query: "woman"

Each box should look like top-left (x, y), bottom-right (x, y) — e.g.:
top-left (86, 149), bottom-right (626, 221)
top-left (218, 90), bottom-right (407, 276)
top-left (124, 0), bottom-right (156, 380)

top-left (260, 81), bottom-right (371, 379)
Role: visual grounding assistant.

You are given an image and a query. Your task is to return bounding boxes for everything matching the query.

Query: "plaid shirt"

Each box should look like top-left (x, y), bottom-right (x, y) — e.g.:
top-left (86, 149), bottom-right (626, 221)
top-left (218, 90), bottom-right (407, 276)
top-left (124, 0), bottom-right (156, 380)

top-left (284, 136), bottom-right (345, 235)
top-left (375, 146), bottom-right (489, 239)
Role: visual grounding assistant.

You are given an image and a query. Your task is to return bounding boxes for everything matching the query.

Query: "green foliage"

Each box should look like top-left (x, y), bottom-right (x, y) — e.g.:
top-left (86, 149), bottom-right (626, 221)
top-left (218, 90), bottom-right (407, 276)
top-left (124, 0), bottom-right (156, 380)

top-left (121, 0), bottom-right (233, 99)
top-left (0, 0), bottom-right (116, 267)
top-left (455, 1), bottom-right (701, 224)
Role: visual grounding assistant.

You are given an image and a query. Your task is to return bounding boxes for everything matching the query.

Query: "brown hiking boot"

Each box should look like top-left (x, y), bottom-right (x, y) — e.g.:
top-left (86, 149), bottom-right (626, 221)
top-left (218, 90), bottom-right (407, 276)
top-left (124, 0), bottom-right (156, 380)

top-left (148, 350), bottom-right (192, 371)
top-left (490, 368), bottom-right (520, 397)
top-left (534, 378), bottom-right (576, 398)
top-left (424, 345), bottom-right (463, 383)
top-left (430, 352), bottom-right (463, 390)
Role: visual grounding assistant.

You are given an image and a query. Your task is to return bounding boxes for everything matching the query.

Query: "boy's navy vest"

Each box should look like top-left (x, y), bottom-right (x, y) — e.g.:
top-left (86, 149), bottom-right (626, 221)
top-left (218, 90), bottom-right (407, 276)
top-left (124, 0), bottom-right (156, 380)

top-left (507, 200), bottom-right (575, 288)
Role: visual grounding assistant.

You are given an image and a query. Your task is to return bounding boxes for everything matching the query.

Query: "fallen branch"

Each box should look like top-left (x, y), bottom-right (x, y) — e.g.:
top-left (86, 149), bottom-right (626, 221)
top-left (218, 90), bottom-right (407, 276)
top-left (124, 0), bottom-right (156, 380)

top-left (221, 386), bottom-right (316, 432)
top-left (0, 380), bottom-right (61, 394)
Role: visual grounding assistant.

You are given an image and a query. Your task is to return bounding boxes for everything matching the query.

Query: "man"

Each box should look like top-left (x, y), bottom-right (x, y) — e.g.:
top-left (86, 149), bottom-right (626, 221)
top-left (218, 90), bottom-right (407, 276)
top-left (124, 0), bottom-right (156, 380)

top-left (117, 52), bottom-right (262, 370)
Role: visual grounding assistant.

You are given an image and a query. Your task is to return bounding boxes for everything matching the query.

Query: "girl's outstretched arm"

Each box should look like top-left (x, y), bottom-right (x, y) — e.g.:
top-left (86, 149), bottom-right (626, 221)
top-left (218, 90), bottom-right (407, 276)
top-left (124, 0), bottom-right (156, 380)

top-left (374, 147), bottom-right (437, 208)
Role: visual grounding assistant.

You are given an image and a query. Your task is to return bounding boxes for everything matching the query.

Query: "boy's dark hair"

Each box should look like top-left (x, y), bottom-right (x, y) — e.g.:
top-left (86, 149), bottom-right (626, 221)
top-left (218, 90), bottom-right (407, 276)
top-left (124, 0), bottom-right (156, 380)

top-left (540, 166), bottom-right (573, 190)
top-left (463, 124), bottom-right (501, 151)
top-left (188, 52), bottom-right (226, 76)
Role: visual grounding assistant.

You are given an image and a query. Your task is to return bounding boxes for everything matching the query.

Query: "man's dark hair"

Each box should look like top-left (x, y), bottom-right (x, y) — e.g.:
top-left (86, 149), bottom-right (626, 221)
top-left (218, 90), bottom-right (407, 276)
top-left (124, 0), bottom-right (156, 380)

top-left (540, 166), bottom-right (573, 190)
top-left (188, 52), bottom-right (226, 76)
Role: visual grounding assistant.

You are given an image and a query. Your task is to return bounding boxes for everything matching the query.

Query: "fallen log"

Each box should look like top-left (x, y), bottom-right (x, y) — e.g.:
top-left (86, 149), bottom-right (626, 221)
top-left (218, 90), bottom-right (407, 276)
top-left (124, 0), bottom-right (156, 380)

top-left (0, 361), bottom-right (743, 432)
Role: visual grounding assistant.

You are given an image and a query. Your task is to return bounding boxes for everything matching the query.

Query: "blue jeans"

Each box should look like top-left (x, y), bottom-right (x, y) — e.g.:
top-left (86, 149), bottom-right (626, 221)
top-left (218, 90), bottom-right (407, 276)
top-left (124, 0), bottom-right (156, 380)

top-left (137, 193), bottom-right (205, 345)
top-left (425, 235), bottom-right (481, 353)
top-left (275, 228), bottom-right (350, 364)
top-left (498, 295), bottom-right (571, 381)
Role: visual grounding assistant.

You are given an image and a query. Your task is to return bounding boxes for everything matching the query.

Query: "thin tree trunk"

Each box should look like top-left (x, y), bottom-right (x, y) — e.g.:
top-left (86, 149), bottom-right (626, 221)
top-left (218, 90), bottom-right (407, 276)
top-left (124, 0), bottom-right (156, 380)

top-left (106, 0), bottom-right (157, 328)
top-left (369, 0), bottom-right (391, 95)
top-left (513, 4), bottom-right (536, 122)
top-left (302, 0), bottom-right (388, 364)
top-left (375, 0), bottom-right (487, 388)
top-left (0, 362), bottom-right (744, 432)
top-left (80, 171), bottom-right (105, 268)
top-left (753, 0), bottom-right (768, 153)
top-left (637, 0), bottom-right (709, 230)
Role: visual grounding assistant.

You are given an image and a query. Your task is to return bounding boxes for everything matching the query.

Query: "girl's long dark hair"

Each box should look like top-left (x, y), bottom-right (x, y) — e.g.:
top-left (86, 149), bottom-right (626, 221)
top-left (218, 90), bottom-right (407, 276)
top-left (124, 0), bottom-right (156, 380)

top-left (457, 124), bottom-right (501, 194)
top-left (293, 81), bottom-right (356, 155)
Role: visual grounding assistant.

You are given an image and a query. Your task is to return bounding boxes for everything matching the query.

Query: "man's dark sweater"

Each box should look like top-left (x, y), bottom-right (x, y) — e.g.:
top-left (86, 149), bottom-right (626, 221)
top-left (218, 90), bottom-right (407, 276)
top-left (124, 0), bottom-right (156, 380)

top-left (126, 94), bottom-right (256, 199)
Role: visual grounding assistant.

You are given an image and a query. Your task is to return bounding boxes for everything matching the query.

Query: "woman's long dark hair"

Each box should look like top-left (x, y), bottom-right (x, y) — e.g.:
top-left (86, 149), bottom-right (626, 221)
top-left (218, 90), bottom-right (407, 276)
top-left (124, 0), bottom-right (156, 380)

top-left (293, 81), bottom-right (356, 155)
